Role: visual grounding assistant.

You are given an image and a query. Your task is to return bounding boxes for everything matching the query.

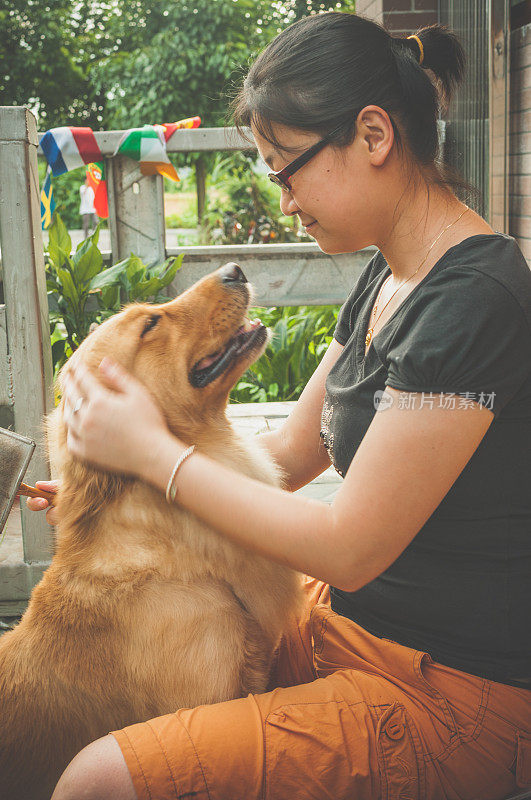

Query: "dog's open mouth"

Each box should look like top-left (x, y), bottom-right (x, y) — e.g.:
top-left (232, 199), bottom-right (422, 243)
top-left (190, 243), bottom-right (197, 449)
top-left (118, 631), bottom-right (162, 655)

top-left (190, 318), bottom-right (267, 388)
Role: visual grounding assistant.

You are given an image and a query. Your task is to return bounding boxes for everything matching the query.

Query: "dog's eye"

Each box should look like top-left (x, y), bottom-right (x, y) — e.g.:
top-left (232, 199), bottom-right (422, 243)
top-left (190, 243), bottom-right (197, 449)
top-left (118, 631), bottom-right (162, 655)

top-left (141, 314), bottom-right (162, 338)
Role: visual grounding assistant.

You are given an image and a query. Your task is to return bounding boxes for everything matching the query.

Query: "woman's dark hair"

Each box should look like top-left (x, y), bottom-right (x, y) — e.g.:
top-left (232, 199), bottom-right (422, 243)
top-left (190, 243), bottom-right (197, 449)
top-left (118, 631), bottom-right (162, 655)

top-left (230, 12), bottom-right (478, 202)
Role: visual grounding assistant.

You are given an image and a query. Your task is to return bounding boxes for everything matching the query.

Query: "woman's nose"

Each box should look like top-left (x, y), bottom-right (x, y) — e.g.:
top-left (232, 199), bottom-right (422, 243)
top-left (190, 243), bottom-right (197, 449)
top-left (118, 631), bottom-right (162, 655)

top-left (279, 187), bottom-right (300, 217)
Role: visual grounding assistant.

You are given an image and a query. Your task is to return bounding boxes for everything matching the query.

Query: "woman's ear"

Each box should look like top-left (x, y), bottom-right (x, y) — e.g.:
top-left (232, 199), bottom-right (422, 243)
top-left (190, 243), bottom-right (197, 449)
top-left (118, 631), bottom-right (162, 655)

top-left (357, 105), bottom-right (395, 166)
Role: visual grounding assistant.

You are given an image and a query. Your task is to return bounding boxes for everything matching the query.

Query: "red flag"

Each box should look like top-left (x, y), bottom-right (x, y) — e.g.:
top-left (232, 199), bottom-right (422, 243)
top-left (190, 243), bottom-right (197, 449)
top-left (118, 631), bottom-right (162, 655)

top-left (86, 162), bottom-right (109, 219)
top-left (157, 116), bottom-right (201, 142)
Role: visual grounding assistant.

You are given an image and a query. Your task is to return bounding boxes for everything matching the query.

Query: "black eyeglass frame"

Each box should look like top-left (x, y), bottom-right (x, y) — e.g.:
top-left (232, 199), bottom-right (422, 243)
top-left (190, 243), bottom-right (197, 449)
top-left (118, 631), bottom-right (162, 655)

top-left (267, 122), bottom-right (346, 192)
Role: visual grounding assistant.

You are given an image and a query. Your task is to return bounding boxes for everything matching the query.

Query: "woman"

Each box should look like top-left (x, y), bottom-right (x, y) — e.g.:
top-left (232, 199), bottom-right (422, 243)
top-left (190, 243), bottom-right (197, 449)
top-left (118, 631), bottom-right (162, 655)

top-left (33, 13), bottom-right (530, 800)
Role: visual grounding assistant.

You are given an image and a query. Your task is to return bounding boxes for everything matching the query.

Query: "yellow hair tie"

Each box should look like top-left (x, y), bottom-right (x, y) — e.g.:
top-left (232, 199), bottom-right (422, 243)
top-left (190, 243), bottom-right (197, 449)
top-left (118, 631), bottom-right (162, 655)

top-left (407, 34), bottom-right (424, 65)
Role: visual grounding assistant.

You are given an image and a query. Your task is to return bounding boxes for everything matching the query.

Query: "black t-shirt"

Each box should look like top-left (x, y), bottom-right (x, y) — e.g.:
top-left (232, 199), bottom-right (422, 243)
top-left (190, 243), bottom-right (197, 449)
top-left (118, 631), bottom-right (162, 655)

top-left (321, 233), bottom-right (531, 687)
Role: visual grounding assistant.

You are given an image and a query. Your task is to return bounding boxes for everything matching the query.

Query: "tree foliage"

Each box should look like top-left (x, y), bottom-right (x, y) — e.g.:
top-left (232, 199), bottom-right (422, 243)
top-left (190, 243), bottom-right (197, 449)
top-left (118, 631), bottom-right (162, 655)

top-left (86, 0), bottom-right (356, 226)
top-left (91, 0), bottom-right (260, 129)
top-left (1, 0), bottom-right (356, 129)
top-left (0, 0), bottom-right (109, 127)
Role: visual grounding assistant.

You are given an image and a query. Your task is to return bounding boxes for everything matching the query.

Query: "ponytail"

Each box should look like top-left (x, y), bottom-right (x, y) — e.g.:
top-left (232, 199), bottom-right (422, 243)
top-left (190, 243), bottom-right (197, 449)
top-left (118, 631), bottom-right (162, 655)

top-left (396, 24), bottom-right (466, 105)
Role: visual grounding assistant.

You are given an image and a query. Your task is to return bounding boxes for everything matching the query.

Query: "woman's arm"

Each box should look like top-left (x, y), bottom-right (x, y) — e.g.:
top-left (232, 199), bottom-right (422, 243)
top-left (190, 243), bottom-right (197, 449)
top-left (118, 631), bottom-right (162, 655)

top-left (26, 340), bottom-right (341, 520)
top-left (64, 363), bottom-right (494, 592)
top-left (257, 338), bottom-right (343, 491)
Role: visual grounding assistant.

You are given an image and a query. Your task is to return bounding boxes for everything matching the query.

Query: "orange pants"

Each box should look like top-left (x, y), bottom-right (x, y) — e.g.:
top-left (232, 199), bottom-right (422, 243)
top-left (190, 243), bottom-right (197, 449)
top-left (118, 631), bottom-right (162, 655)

top-left (111, 577), bottom-right (531, 799)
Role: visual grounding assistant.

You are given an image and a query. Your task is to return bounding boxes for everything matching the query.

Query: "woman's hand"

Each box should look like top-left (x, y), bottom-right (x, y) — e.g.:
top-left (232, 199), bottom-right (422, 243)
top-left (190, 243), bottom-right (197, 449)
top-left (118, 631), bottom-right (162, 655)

top-left (63, 357), bottom-right (173, 479)
top-left (26, 480), bottom-right (60, 526)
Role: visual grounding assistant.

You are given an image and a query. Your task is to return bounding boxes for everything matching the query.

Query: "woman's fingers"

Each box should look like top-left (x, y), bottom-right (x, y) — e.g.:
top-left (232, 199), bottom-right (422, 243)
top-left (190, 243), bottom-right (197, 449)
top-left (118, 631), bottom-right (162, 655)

top-left (63, 364), bottom-right (99, 424)
top-left (45, 506), bottom-right (60, 526)
top-left (26, 480), bottom-right (60, 510)
top-left (98, 357), bottom-right (136, 393)
top-left (26, 496), bottom-right (59, 527)
top-left (27, 497), bottom-right (49, 511)
top-left (35, 480), bottom-right (60, 491)
top-left (66, 428), bottom-right (85, 461)
top-left (58, 356), bottom-right (169, 476)
top-left (26, 480), bottom-right (60, 525)
top-left (70, 361), bottom-right (110, 402)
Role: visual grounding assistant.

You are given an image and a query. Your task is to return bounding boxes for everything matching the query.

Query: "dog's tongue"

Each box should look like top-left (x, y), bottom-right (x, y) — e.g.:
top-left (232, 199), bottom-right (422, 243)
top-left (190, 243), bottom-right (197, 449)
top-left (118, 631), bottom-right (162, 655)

top-left (196, 351), bottom-right (221, 369)
top-left (195, 318), bottom-right (262, 370)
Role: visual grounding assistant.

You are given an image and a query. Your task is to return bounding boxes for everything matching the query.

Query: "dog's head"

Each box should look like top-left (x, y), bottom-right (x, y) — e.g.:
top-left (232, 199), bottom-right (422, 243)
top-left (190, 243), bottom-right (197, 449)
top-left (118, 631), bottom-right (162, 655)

top-left (44, 264), bottom-right (269, 543)
top-left (59, 263), bottom-right (268, 435)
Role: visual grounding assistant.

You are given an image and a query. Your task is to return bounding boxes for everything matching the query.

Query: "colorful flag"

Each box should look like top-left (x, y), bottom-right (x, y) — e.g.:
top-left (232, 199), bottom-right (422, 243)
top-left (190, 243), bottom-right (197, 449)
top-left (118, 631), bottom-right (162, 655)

top-left (156, 116), bottom-right (201, 142)
top-left (114, 124), bottom-right (180, 182)
top-left (86, 162), bottom-right (109, 219)
top-left (114, 117), bottom-right (201, 182)
top-left (38, 117), bottom-right (201, 215)
top-left (39, 127), bottom-right (103, 176)
top-left (40, 167), bottom-right (55, 229)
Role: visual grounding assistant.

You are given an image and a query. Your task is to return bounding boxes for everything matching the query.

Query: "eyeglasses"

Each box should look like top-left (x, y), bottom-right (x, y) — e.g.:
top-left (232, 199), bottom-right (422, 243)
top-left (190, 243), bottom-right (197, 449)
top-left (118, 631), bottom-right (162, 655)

top-left (267, 122), bottom-right (346, 192)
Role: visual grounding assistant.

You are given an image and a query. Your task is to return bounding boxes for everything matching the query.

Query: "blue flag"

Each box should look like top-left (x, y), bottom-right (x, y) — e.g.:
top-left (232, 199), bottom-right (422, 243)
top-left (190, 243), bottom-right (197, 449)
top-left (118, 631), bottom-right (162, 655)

top-left (40, 167), bottom-right (55, 230)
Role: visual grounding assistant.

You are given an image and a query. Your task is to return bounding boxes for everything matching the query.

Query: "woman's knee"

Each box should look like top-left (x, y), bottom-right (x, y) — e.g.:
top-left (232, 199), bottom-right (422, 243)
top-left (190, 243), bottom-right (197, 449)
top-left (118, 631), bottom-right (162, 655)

top-left (51, 734), bottom-right (137, 800)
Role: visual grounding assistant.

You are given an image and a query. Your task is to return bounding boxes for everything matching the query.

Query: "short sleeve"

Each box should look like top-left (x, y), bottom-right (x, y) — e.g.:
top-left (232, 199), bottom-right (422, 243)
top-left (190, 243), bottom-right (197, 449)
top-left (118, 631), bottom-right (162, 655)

top-left (385, 268), bottom-right (531, 418)
top-left (334, 253), bottom-right (382, 346)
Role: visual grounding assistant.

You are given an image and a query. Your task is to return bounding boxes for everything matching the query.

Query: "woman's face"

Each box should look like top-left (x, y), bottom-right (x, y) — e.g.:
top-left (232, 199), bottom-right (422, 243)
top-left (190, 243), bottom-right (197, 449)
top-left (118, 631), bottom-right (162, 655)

top-left (251, 107), bottom-right (398, 255)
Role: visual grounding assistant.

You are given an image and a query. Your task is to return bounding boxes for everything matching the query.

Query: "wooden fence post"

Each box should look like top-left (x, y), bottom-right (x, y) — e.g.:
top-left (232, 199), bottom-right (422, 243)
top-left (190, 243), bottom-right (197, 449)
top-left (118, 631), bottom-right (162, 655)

top-left (106, 154), bottom-right (166, 265)
top-left (0, 106), bottom-right (54, 563)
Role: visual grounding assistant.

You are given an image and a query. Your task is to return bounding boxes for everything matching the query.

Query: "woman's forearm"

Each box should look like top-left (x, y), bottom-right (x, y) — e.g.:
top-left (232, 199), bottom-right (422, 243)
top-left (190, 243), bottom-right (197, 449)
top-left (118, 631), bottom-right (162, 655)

top-left (144, 430), bottom-right (352, 589)
top-left (258, 426), bottom-right (331, 492)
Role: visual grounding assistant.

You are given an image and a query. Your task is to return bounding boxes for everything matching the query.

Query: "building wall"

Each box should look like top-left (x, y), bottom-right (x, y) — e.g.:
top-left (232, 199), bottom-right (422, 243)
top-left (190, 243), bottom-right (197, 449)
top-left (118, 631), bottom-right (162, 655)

top-left (357, 2), bottom-right (530, 267)
top-left (381, 0), bottom-right (437, 35)
top-left (355, 0), bottom-right (383, 24)
top-left (355, 0), bottom-right (436, 33)
top-left (509, 23), bottom-right (531, 264)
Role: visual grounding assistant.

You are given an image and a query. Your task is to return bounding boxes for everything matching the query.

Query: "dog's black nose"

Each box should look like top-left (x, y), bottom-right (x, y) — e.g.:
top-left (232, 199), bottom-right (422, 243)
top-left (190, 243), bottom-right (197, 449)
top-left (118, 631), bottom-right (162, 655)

top-left (220, 263), bottom-right (247, 284)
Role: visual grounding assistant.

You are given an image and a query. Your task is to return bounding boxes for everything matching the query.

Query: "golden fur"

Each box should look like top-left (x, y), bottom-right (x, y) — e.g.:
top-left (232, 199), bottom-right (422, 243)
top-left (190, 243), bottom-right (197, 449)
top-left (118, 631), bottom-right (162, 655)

top-left (0, 265), bottom-right (303, 800)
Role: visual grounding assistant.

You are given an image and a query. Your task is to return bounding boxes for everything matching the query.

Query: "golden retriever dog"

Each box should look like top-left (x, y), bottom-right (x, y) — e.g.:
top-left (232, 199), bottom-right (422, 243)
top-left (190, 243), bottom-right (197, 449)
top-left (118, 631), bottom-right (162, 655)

top-left (0, 263), bottom-right (303, 800)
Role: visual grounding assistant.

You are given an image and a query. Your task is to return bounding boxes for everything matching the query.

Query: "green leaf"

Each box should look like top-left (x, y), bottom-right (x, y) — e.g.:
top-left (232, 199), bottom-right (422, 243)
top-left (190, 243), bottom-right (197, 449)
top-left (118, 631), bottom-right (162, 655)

top-left (51, 338), bottom-right (66, 365)
top-left (48, 214), bottom-right (72, 267)
top-left (72, 241), bottom-right (104, 284)
top-left (152, 254), bottom-right (184, 288)
top-left (132, 276), bottom-right (163, 301)
top-left (125, 254), bottom-right (146, 286)
top-left (47, 292), bottom-right (61, 314)
top-left (56, 265), bottom-right (79, 306)
top-left (99, 285), bottom-right (121, 310)
top-left (88, 258), bottom-right (132, 291)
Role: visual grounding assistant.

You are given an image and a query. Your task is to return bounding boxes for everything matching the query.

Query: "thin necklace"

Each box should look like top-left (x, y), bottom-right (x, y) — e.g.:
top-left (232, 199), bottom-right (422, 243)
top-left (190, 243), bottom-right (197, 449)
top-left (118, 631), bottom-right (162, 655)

top-left (364, 205), bottom-right (470, 354)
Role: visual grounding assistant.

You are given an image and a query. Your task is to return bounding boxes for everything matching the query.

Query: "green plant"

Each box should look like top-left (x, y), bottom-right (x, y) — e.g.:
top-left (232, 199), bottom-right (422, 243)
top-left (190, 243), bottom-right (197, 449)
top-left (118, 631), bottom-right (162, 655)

top-left (91, 252), bottom-right (184, 318)
top-left (201, 152), bottom-right (309, 245)
top-left (46, 215), bottom-right (105, 369)
top-left (46, 213), bottom-right (183, 375)
top-left (231, 305), bottom-right (339, 403)
top-left (165, 204), bottom-right (198, 229)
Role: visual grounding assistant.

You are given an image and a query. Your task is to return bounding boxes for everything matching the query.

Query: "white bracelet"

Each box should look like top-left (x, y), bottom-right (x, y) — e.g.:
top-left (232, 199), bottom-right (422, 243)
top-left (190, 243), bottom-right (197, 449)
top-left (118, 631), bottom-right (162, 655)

top-left (165, 445), bottom-right (196, 504)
